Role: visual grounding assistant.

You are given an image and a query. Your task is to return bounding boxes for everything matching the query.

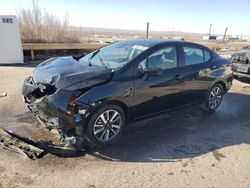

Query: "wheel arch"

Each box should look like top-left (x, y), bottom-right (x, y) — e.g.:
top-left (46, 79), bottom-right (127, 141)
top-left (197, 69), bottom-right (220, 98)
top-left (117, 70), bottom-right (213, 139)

top-left (101, 100), bottom-right (129, 124)
top-left (202, 80), bottom-right (227, 103)
top-left (212, 80), bottom-right (227, 92)
top-left (84, 100), bottom-right (129, 129)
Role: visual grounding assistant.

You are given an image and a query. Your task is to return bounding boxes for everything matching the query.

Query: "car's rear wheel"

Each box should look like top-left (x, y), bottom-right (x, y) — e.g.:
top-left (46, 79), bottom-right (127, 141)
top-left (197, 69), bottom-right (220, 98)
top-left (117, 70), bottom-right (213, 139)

top-left (84, 104), bottom-right (125, 148)
top-left (203, 84), bottom-right (224, 112)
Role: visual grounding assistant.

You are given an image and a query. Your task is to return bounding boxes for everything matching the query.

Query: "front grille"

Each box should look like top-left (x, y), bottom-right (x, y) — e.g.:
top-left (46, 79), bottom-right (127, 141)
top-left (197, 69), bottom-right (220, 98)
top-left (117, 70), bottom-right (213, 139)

top-left (232, 56), bottom-right (250, 64)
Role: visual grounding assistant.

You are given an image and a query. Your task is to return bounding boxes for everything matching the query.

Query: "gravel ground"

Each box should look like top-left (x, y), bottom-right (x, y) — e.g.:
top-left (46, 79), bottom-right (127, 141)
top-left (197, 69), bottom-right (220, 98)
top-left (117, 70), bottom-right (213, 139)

top-left (0, 64), bottom-right (250, 188)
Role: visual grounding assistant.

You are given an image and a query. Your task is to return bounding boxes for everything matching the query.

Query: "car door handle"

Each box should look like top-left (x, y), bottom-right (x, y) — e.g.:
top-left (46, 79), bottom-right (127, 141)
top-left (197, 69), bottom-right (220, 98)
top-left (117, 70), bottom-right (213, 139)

top-left (173, 75), bottom-right (182, 80)
top-left (210, 65), bottom-right (217, 69)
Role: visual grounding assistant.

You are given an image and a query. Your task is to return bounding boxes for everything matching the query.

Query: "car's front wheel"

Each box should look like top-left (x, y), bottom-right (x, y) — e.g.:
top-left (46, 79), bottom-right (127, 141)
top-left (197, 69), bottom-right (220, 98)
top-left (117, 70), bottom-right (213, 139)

top-left (84, 104), bottom-right (125, 148)
top-left (203, 84), bottom-right (224, 112)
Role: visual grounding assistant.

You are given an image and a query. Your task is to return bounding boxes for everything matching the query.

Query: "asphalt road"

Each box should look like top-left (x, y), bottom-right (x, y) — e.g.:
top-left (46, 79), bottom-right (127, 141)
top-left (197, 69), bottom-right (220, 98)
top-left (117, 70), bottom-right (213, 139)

top-left (0, 64), bottom-right (250, 188)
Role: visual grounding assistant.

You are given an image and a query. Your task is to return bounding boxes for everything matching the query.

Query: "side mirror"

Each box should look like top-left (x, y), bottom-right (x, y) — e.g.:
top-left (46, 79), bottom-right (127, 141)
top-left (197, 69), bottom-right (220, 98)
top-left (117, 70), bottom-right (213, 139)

top-left (144, 66), bottom-right (163, 76)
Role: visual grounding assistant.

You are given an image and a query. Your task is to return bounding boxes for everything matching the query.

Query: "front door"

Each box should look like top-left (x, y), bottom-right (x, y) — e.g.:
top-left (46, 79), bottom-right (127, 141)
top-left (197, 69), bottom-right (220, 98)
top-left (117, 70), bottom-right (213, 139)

top-left (133, 45), bottom-right (184, 119)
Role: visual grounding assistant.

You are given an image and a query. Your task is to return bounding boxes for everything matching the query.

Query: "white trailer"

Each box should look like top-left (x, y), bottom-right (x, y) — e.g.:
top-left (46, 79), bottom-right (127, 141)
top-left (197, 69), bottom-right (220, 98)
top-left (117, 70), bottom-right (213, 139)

top-left (0, 15), bottom-right (23, 64)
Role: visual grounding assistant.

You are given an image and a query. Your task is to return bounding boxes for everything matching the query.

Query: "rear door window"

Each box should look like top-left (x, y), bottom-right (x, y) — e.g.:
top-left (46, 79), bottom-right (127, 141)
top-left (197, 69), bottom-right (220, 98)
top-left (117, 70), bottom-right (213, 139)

top-left (183, 46), bottom-right (212, 66)
top-left (204, 50), bottom-right (212, 62)
top-left (184, 46), bottom-right (204, 65)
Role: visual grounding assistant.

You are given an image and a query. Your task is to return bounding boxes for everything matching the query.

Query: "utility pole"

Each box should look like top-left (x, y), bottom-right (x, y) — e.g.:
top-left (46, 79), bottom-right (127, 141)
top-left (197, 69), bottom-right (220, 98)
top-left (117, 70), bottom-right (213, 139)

top-left (208, 24), bottom-right (212, 37)
top-left (223, 27), bottom-right (228, 43)
top-left (92, 29), bottom-right (95, 42)
top-left (146, 22), bottom-right (149, 38)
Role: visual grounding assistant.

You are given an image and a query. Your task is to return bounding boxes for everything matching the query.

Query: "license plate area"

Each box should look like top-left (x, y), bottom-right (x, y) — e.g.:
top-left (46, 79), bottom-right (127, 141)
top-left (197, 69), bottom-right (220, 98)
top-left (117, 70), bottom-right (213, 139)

top-left (237, 65), bottom-right (248, 73)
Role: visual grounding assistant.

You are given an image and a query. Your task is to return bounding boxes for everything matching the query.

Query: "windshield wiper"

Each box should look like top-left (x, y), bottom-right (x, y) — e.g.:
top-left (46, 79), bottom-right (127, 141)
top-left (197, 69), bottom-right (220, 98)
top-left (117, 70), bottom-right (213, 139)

top-left (88, 49), bottom-right (100, 66)
top-left (73, 53), bottom-right (88, 61)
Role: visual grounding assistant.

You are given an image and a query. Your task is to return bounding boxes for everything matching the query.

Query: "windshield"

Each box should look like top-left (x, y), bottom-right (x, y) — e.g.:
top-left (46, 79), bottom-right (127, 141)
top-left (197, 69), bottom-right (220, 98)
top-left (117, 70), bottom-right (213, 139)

top-left (78, 40), bottom-right (152, 69)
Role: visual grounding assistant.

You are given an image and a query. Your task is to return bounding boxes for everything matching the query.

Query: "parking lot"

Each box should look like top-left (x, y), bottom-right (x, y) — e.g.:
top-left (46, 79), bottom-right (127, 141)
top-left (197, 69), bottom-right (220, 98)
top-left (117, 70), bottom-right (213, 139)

top-left (0, 64), bottom-right (250, 188)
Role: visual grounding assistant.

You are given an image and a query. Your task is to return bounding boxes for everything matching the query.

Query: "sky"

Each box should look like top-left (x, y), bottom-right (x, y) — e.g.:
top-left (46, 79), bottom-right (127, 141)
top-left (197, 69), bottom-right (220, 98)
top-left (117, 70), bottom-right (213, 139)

top-left (0, 0), bottom-right (249, 35)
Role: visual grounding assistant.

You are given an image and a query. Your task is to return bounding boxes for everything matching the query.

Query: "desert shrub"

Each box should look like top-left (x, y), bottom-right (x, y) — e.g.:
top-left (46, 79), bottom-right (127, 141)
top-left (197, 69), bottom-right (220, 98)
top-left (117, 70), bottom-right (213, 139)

top-left (211, 46), bottom-right (221, 51)
top-left (17, 0), bottom-right (80, 43)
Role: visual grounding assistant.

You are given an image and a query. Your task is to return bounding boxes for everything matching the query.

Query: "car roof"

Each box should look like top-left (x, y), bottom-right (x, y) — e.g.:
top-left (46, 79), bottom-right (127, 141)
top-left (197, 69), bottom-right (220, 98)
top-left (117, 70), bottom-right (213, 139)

top-left (127, 38), bottom-right (182, 45)
top-left (124, 38), bottom-right (202, 47)
top-left (125, 38), bottom-right (216, 56)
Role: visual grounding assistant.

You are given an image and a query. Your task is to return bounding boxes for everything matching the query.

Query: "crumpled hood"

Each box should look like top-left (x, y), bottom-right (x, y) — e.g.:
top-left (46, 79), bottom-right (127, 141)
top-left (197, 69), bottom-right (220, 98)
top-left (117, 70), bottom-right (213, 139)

top-left (33, 57), bottom-right (113, 90)
top-left (232, 50), bottom-right (250, 57)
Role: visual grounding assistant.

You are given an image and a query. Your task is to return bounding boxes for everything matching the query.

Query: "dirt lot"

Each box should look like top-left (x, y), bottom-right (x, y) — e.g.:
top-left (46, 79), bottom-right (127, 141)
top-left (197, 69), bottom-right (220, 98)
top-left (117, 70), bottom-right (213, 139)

top-left (0, 64), bottom-right (250, 188)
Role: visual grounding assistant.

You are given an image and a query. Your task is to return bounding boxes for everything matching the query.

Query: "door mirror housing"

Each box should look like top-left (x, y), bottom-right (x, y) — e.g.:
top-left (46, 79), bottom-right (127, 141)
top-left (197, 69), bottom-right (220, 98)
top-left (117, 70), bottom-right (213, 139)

top-left (144, 66), bottom-right (163, 76)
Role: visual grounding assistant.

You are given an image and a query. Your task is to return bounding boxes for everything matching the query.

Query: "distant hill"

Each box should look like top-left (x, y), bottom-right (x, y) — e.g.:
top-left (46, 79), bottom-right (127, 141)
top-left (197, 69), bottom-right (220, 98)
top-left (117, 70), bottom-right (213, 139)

top-left (73, 26), bottom-right (205, 36)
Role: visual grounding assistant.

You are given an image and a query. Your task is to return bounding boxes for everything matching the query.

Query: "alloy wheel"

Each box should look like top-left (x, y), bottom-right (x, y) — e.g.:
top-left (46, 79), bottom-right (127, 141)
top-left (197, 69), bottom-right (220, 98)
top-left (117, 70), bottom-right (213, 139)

top-left (93, 110), bottom-right (121, 142)
top-left (208, 86), bottom-right (223, 110)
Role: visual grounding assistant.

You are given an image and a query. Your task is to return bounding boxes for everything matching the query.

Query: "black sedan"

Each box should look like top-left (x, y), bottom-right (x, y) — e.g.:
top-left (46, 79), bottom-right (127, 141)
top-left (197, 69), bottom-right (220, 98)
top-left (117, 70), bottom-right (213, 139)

top-left (22, 39), bottom-right (233, 148)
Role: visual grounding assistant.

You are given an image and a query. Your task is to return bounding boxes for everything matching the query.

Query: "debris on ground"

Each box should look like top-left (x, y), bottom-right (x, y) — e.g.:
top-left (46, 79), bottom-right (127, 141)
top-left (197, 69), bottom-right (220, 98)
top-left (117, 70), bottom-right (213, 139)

top-left (0, 92), bottom-right (7, 98)
top-left (0, 128), bottom-right (46, 160)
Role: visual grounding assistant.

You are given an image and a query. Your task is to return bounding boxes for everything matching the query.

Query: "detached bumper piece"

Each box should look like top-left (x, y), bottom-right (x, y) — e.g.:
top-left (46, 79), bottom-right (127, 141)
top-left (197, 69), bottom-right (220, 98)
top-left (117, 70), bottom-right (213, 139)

top-left (0, 127), bottom-right (87, 160)
top-left (0, 128), bottom-right (46, 160)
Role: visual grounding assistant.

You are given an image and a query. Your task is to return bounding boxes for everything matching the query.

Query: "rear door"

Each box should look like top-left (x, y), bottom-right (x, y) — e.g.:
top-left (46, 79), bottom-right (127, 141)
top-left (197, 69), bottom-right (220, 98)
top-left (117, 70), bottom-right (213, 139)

top-left (133, 44), bottom-right (185, 119)
top-left (180, 45), bottom-right (213, 104)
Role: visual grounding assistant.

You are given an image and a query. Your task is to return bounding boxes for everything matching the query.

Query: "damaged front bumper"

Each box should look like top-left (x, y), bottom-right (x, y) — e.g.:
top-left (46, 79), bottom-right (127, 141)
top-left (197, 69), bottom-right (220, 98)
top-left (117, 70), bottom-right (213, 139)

top-left (232, 62), bottom-right (250, 78)
top-left (22, 77), bottom-right (91, 147)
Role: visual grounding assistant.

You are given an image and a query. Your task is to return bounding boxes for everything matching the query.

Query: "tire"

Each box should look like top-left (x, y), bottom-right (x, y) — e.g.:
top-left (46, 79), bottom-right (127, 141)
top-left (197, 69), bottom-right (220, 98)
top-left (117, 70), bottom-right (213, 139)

top-left (202, 83), bottom-right (224, 112)
top-left (84, 104), bottom-right (125, 148)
